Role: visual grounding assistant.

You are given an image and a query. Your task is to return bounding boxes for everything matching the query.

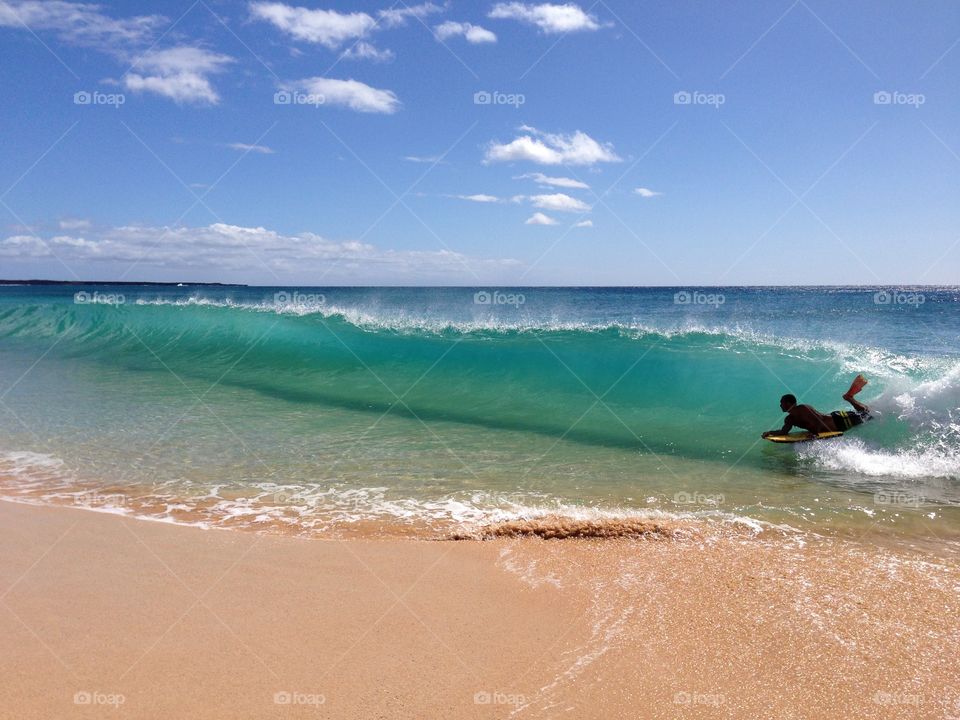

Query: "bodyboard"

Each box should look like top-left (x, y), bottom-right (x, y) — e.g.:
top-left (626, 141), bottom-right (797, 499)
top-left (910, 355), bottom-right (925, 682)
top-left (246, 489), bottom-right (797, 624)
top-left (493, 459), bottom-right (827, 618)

top-left (764, 431), bottom-right (844, 443)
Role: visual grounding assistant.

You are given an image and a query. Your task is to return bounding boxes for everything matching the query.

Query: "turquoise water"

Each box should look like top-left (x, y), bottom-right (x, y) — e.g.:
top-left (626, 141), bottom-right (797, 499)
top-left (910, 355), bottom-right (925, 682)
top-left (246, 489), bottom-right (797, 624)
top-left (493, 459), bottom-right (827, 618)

top-left (0, 285), bottom-right (958, 545)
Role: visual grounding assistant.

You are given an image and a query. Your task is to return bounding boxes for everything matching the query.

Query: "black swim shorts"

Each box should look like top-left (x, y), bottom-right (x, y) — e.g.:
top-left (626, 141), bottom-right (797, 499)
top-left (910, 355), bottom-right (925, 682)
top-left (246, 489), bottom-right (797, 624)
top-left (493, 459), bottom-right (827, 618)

top-left (831, 410), bottom-right (870, 430)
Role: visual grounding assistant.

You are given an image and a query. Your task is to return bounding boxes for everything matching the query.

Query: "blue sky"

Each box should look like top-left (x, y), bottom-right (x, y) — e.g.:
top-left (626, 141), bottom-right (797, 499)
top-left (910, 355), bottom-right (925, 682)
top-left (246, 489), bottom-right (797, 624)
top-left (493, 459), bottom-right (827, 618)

top-left (0, 0), bottom-right (957, 285)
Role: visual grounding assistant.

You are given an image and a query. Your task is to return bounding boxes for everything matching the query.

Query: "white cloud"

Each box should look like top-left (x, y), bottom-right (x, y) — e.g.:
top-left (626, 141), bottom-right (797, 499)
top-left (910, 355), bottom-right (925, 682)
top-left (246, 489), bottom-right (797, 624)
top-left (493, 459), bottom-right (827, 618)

top-left (516, 172), bottom-right (589, 189)
top-left (0, 235), bottom-right (50, 257)
top-left (124, 46), bottom-right (233, 104)
top-left (403, 154), bottom-right (446, 164)
top-left (227, 143), bottom-right (275, 154)
top-left (525, 212), bottom-right (557, 225)
top-left (634, 187), bottom-right (662, 197)
top-left (529, 193), bottom-right (590, 212)
top-left (488, 2), bottom-right (600, 33)
top-left (124, 72), bottom-right (217, 104)
top-left (0, 223), bottom-right (520, 280)
top-left (0, 0), bottom-right (164, 48)
top-left (286, 77), bottom-right (400, 114)
top-left (485, 127), bottom-right (620, 166)
top-left (451, 194), bottom-right (500, 203)
top-left (574, 219), bottom-right (593, 227)
top-left (51, 234), bottom-right (97, 248)
top-left (58, 218), bottom-right (91, 230)
top-left (487, 136), bottom-right (560, 164)
top-left (379, 2), bottom-right (444, 27)
top-left (250, 2), bottom-right (442, 60)
top-left (249, 2), bottom-right (375, 48)
top-left (340, 41), bottom-right (394, 62)
top-left (434, 21), bottom-right (496, 43)
top-left (0, 2), bottom-right (236, 105)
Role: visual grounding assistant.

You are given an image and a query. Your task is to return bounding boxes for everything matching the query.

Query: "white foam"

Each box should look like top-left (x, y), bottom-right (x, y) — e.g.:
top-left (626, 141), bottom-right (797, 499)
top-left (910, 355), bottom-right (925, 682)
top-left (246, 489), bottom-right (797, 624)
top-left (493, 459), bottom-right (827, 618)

top-left (0, 453), bottom-right (770, 537)
top-left (800, 438), bottom-right (960, 481)
top-left (0, 451), bottom-right (64, 471)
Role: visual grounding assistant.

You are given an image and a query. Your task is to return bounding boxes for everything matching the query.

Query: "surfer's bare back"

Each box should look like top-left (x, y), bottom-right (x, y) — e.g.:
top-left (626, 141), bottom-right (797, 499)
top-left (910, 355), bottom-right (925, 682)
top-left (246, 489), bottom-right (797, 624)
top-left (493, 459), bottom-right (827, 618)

top-left (762, 375), bottom-right (871, 438)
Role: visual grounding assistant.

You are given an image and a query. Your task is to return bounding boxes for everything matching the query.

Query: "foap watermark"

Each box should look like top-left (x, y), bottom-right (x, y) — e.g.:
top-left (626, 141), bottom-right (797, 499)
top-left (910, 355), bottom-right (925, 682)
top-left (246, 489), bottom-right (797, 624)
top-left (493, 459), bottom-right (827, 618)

top-left (274, 290), bottom-right (326, 309)
top-left (473, 90), bottom-right (525, 108)
top-left (474, 290), bottom-right (525, 306)
top-left (274, 90), bottom-right (325, 107)
top-left (873, 290), bottom-right (924, 306)
top-left (273, 691), bottom-right (325, 707)
top-left (673, 691), bottom-right (725, 707)
top-left (74, 690), bottom-right (125, 708)
top-left (74, 290), bottom-right (125, 305)
top-left (74, 90), bottom-right (125, 108)
top-left (873, 90), bottom-right (925, 108)
top-left (272, 490), bottom-right (307, 504)
top-left (873, 690), bottom-right (922, 707)
top-left (75, 491), bottom-right (127, 509)
top-left (674, 290), bottom-right (725, 307)
top-left (474, 690), bottom-right (526, 707)
top-left (873, 491), bottom-right (923, 508)
top-left (674, 491), bottom-right (724, 506)
top-left (674, 90), bottom-right (725, 108)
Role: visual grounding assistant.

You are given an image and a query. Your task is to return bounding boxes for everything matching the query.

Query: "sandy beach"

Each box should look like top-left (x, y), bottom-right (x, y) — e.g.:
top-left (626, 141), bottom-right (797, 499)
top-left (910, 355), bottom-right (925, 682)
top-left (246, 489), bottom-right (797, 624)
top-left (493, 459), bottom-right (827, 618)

top-left (2, 500), bottom-right (958, 719)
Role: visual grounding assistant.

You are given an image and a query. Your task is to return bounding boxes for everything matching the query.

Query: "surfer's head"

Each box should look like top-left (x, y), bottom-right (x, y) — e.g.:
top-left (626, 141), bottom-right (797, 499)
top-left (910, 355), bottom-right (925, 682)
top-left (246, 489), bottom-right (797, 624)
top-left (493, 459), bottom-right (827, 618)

top-left (780, 394), bottom-right (797, 411)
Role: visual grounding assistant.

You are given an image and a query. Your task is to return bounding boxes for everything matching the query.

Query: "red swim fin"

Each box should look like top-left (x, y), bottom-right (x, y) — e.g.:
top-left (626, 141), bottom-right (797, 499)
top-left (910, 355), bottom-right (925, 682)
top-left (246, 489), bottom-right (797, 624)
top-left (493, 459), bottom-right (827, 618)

top-left (844, 374), bottom-right (868, 399)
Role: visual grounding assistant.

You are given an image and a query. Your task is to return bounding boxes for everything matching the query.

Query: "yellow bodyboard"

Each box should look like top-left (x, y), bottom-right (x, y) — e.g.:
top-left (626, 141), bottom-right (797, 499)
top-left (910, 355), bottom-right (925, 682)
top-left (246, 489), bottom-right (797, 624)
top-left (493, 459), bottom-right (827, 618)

top-left (764, 431), bottom-right (845, 443)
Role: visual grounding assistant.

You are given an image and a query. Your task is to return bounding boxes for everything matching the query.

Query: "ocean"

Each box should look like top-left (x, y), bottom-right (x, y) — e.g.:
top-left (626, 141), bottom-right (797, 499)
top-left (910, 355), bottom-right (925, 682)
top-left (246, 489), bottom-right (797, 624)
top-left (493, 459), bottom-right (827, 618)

top-left (1, 285), bottom-right (957, 549)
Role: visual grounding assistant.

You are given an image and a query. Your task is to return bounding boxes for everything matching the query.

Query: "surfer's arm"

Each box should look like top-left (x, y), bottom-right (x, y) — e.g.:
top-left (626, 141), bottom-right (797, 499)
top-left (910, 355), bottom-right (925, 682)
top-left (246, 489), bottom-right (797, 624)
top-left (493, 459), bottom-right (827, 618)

top-left (762, 420), bottom-right (793, 438)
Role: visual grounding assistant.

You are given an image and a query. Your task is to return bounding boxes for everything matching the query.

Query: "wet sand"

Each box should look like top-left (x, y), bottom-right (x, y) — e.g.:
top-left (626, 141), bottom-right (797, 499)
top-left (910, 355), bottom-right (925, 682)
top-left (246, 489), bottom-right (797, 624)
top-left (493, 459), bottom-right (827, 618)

top-left (2, 500), bottom-right (959, 719)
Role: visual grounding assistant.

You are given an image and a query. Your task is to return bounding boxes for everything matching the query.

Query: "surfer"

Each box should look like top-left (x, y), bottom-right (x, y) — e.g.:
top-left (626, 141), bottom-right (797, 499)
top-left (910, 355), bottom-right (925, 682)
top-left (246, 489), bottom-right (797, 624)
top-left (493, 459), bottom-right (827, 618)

top-left (762, 375), bottom-right (871, 438)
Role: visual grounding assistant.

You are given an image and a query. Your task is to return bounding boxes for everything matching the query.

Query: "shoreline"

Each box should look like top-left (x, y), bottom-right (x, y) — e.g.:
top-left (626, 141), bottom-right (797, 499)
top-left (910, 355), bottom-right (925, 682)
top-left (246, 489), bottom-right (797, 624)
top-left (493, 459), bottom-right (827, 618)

top-left (3, 500), bottom-right (959, 718)
top-left (4, 486), bottom-right (958, 561)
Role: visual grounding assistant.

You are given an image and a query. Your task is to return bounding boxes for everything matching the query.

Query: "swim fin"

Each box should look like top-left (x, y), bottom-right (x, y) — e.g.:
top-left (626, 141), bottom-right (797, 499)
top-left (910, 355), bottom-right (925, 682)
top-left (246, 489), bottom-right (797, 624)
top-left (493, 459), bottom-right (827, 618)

top-left (843, 374), bottom-right (868, 400)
